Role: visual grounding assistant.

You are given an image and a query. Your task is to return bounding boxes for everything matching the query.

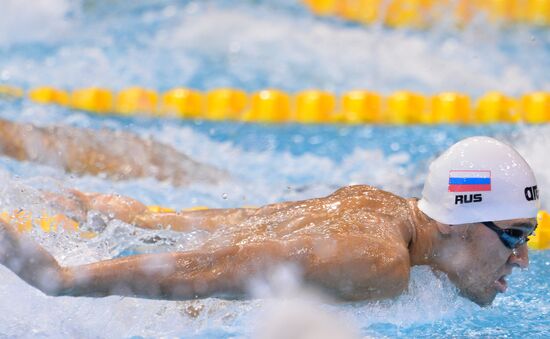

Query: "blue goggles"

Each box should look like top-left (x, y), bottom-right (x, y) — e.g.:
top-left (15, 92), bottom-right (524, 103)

top-left (481, 221), bottom-right (537, 250)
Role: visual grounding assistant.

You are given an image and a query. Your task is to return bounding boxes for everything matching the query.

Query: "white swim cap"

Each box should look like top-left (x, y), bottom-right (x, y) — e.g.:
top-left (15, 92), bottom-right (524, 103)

top-left (418, 136), bottom-right (540, 225)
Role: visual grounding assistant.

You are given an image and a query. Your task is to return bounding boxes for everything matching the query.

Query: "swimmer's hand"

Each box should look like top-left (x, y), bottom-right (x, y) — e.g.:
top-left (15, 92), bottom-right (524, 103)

top-left (42, 189), bottom-right (87, 222)
top-left (0, 219), bottom-right (66, 295)
top-left (42, 188), bottom-right (148, 226)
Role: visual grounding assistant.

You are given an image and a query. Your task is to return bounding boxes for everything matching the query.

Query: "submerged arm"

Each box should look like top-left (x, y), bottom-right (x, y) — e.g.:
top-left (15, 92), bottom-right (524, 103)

top-left (47, 188), bottom-right (300, 233)
top-left (0, 118), bottom-right (224, 186)
top-left (58, 189), bottom-right (257, 232)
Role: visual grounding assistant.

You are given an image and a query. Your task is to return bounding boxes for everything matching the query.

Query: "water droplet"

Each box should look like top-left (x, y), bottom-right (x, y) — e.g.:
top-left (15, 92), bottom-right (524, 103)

top-left (222, 193), bottom-right (228, 200)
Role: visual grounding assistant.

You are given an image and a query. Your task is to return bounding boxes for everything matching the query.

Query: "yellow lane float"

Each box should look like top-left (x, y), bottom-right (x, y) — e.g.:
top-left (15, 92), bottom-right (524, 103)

top-left (432, 92), bottom-right (472, 124)
top-left (71, 87), bottom-right (114, 114)
top-left (340, 90), bottom-right (383, 123)
top-left (29, 87), bottom-right (70, 106)
top-left (303, 0), bottom-right (337, 15)
top-left (0, 210), bottom-right (97, 239)
top-left (386, 91), bottom-right (430, 124)
top-left (524, 0), bottom-right (550, 25)
top-left (521, 92), bottom-right (550, 124)
top-left (0, 85), bottom-right (24, 99)
top-left (295, 90), bottom-right (336, 123)
top-left (335, 0), bottom-right (382, 24)
top-left (384, 0), bottom-right (436, 29)
top-left (475, 92), bottom-right (519, 123)
top-left (245, 89), bottom-right (292, 123)
top-left (115, 87), bottom-right (158, 115)
top-left (206, 88), bottom-right (248, 121)
top-left (303, 0), bottom-right (550, 27)
top-left (161, 88), bottom-right (203, 118)
top-left (147, 205), bottom-right (176, 213)
top-left (529, 210), bottom-right (550, 250)
top-left (148, 205), bottom-right (209, 212)
top-left (4, 85), bottom-right (550, 125)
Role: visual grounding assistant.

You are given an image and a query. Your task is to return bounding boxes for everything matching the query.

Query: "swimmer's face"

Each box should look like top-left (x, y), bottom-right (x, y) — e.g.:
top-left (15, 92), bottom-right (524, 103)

top-left (448, 218), bottom-right (535, 306)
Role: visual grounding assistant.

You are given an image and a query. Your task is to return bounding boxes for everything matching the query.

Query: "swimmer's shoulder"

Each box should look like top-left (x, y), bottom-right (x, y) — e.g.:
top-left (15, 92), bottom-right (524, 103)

top-left (330, 185), bottom-right (413, 218)
top-left (331, 184), bottom-right (407, 203)
top-left (331, 185), bottom-right (417, 243)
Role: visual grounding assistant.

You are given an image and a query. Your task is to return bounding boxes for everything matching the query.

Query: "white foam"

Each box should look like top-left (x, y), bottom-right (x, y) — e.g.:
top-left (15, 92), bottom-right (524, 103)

top-left (154, 5), bottom-right (548, 94)
top-left (513, 125), bottom-right (550, 210)
top-left (0, 1), bottom-right (547, 92)
top-left (0, 0), bottom-right (76, 47)
top-left (0, 253), bottom-right (471, 337)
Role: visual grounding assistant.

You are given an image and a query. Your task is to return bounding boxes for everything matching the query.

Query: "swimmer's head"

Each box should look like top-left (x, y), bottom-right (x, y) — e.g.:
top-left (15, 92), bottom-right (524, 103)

top-left (419, 136), bottom-right (540, 225)
top-left (418, 136), bottom-right (539, 306)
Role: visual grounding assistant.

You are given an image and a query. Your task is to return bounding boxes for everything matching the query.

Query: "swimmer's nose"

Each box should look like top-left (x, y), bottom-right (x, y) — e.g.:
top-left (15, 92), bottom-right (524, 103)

top-left (508, 244), bottom-right (529, 269)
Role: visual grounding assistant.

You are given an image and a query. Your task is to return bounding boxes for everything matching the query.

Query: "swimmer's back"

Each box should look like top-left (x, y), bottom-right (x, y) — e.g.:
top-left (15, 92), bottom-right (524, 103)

top-left (204, 185), bottom-right (413, 247)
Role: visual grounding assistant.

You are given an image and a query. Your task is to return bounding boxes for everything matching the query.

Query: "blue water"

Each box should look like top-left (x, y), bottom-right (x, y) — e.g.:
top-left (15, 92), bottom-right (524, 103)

top-left (0, 0), bottom-right (550, 338)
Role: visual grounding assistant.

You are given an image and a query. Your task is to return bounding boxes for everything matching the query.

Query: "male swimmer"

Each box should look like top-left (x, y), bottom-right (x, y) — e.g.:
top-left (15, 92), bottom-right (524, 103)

top-left (0, 137), bottom-right (540, 306)
top-left (0, 118), bottom-right (223, 185)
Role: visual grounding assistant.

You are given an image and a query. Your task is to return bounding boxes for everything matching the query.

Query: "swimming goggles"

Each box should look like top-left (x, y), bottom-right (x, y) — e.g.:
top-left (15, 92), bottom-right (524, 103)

top-left (481, 221), bottom-right (536, 250)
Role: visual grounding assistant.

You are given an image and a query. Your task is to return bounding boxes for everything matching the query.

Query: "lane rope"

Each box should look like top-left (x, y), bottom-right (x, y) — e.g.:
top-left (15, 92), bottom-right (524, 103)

top-left (302, 0), bottom-right (550, 28)
top-left (1, 85), bottom-right (548, 124)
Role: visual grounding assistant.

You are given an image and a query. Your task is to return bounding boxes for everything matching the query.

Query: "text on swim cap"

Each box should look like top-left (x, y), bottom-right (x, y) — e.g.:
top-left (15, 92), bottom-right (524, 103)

top-left (525, 186), bottom-right (539, 202)
top-left (455, 194), bottom-right (483, 205)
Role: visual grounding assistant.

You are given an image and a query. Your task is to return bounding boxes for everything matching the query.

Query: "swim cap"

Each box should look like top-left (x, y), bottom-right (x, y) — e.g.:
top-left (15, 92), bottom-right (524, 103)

top-left (418, 136), bottom-right (540, 225)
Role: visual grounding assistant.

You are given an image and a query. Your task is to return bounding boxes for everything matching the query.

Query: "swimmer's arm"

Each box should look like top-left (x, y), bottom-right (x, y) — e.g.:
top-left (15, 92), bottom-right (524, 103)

top-left (0, 118), bottom-right (223, 186)
top-left (61, 189), bottom-right (299, 232)
top-left (133, 198), bottom-right (306, 232)
top-left (0, 220), bottom-right (66, 294)
top-left (46, 189), bottom-right (247, 232)
top-left (55, 241), bottom-right (291, 299)
top-left (71, 190), bottom-right (260, 232)
top-left (1, 219), bottom-right (410, 301)
top-left (133, 201), bottom-right (301, 232)
top-left (0, 217), bottom-right (283, 299)
top-left (301, 236), bottom-right (412, 301)
top-left (133, 209), bottom-right (257, 232)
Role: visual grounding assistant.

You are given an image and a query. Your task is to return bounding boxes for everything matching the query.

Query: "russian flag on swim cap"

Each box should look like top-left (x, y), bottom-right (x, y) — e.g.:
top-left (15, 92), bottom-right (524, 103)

top-left (448, 170), bottom-right (492, 192)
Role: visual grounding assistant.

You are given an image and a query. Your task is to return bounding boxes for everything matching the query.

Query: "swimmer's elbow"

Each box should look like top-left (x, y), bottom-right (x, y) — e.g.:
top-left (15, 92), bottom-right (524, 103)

top-left (384, 252), bottom-right (411, 295)
top-left (24, 270), bottom-right (66, 297)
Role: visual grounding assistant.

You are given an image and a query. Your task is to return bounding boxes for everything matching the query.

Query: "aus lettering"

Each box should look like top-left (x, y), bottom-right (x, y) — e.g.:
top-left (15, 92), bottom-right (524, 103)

top-left (525, 185), bottom-right (539, 201)
top-left (455, 194), bottom-right (483, 205)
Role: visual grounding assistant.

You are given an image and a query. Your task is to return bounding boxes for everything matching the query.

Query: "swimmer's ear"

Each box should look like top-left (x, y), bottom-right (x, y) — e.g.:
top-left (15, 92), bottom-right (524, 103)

top-left (435, 222), bottom-right (453, 235)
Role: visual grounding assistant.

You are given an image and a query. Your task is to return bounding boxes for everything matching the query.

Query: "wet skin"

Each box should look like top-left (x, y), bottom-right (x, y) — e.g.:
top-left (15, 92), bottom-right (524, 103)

top-left (0, 185), bottom-right (535, 305)
top-left (0, 118), bottom-right (224, 185)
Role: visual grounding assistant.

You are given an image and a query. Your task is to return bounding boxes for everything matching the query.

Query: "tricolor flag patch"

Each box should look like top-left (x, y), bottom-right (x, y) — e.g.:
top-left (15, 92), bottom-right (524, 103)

top-left (448, 170), bottom-right (492, 192)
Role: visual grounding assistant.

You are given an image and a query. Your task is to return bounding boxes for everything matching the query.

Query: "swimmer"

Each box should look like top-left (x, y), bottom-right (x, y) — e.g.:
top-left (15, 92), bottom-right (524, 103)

top-left (0, 137), bottom-right (540, 306)
top-left (0, 118), bottom-right (224, 185)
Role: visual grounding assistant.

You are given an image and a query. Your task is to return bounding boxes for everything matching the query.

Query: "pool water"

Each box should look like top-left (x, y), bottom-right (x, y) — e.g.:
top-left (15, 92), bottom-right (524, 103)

top-left (0, 0), bottom-right (549, 337)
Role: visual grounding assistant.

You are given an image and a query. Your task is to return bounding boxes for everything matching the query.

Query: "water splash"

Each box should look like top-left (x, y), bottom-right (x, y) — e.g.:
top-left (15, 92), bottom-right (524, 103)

top-left (0, 0), bottom-right (549, 337)
top-left (514, 125), bottom-right (550, 210)
top-left (0, 1), bottom-right (548, 92)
